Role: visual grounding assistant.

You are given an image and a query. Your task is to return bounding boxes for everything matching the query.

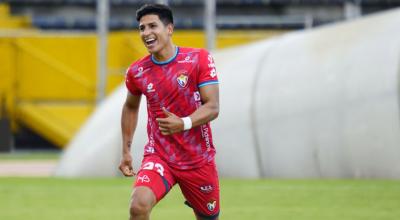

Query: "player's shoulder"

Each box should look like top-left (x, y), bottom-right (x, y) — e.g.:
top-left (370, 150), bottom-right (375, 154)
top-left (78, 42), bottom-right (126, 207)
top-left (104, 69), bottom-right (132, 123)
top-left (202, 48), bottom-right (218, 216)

top-left (125, 54), bottom-right (152, 78)
top-left (178, 46), bottom-right (209, 56)
top-left (177, 47), bottom-right (211, 66)
top-left (129, 54), bottom-right (152, 70)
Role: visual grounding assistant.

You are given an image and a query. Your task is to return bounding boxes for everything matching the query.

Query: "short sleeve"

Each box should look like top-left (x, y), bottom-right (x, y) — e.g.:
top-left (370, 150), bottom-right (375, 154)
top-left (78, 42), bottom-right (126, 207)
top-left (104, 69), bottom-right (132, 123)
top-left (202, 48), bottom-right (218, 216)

top-left (125, 67), bottom-right (142, 95)
top-left (197, 49), bottom-right (219, 88)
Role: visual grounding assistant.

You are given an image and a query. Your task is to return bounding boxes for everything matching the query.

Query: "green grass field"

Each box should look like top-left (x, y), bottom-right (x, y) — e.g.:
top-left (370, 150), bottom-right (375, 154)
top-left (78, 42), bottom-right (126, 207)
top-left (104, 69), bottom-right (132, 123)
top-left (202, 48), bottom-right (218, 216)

top-left (0, 152), bottom-right (60, 160)
top-left (1, 177), bottom-right (399, 220)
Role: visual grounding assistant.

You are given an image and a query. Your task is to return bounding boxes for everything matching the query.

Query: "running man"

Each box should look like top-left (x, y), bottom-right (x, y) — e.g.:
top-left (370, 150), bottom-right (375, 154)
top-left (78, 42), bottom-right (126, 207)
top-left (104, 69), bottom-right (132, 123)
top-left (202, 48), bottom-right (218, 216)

top-left (119, 4), bottom-right (220, 220)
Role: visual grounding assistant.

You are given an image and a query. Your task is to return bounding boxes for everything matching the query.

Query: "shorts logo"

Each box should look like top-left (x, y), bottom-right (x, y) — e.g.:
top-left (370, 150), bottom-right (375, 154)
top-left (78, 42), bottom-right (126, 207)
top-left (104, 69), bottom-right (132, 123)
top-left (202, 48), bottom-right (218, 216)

top-left (207, 200), bottom-right (217, 211)
top-left (200, 185), bottom-right (213, 194)
top-left (137, 175), bottom-right (150, 183)
top-left (177, 73), bottom-right (189, 88)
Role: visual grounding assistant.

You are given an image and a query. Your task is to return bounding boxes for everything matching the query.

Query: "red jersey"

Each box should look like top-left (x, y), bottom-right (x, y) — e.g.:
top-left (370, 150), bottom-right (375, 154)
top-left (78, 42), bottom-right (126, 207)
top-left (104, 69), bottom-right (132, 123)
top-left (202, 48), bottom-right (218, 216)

top-left (125, 47), bottom-right (219, 170)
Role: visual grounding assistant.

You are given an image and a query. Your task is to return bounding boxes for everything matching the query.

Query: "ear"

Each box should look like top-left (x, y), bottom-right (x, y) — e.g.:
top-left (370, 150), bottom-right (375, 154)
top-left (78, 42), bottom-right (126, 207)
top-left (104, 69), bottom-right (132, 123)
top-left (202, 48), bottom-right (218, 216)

top-left (167, 23), bottom-right (174, 36)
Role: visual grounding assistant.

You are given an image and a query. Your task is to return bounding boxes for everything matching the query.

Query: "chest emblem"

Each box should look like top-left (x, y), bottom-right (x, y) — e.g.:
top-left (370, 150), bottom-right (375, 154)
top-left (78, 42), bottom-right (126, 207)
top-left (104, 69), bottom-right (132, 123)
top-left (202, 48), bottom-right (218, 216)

top-left (177, 73), bottom-right (189, 88)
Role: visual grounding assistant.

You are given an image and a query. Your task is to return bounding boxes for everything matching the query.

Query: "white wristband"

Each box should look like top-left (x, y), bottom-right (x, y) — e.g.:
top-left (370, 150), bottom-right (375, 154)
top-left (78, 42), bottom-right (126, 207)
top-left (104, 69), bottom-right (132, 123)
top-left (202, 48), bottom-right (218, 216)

top-left (181, 117), bottom-right (192, 130)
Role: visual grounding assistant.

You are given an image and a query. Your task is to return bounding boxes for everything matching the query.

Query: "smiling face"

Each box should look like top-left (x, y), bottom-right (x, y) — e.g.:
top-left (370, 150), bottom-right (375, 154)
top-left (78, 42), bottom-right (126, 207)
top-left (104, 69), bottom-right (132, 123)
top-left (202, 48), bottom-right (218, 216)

top-left (139, 14), bottom-right (174, 56)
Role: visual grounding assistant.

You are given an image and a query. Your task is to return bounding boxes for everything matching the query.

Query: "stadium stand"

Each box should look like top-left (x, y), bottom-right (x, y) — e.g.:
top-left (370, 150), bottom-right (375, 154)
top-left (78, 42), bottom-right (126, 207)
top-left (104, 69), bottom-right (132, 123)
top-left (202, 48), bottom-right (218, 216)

top-left (5, 0), bottom-right (399, 30)
top-left (0, 3), bottom-right (30, 28)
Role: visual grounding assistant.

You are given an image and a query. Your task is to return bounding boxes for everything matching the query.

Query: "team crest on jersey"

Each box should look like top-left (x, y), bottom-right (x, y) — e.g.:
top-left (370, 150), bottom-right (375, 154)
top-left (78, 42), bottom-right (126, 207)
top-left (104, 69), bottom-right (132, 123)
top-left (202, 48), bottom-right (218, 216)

top-left (177, 73), bottom-right (189, 88)
top-left (207, 200), bottom-right (217, 211)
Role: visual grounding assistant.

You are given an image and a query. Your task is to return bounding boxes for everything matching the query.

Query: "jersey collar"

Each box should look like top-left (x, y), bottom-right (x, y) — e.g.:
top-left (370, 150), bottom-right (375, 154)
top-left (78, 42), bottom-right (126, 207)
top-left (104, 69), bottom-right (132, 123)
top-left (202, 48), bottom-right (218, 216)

top-left (151, 46), bottom-right (179, 65)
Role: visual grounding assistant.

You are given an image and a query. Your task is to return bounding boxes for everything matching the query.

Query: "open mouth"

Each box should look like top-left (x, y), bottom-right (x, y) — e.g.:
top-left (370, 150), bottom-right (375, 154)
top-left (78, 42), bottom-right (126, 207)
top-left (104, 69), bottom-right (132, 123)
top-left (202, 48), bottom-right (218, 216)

top-left (145, 38), bottom-right (157, 47)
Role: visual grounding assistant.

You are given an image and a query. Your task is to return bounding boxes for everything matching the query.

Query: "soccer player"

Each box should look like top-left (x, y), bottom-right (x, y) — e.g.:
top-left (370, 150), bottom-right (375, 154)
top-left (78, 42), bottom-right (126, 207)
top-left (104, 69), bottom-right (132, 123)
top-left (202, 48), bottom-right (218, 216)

top-left (119, 4), bottom-right (220, 220)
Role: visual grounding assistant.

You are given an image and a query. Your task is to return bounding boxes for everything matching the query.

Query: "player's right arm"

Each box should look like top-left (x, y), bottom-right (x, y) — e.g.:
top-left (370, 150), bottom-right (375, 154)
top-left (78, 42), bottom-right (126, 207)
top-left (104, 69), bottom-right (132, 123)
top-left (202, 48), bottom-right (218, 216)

top-left (119, 92), bottom-right (141, 177)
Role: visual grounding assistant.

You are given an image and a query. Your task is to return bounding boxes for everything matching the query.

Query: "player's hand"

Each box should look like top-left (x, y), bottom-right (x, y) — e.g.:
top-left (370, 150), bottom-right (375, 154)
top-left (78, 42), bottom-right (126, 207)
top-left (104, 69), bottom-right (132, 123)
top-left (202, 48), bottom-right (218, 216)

top-left (119, 153), bottom-right (136, 177)
top-left (156, 107), bottom-right (184, 135)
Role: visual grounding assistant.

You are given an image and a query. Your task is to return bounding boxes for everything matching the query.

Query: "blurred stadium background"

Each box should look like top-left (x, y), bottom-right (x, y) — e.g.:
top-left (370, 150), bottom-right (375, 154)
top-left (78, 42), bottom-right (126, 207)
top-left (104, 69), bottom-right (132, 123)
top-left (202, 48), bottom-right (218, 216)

top-left (1, 0), bottom-right (400, 219)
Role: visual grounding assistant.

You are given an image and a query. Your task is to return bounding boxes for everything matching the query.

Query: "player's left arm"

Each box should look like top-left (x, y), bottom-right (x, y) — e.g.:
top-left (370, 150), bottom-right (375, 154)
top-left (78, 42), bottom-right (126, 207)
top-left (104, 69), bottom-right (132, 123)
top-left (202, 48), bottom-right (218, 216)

top-left (188, 83), bottom-right (219, 127)
top-left (156, 84), bottom-right (219, 135)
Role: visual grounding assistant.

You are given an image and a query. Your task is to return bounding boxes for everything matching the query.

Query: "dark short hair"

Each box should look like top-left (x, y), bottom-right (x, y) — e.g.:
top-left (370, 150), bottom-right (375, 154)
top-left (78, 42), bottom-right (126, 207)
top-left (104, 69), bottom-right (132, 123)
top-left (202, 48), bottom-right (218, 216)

top-left (136, 4), bottom-right (174, 25)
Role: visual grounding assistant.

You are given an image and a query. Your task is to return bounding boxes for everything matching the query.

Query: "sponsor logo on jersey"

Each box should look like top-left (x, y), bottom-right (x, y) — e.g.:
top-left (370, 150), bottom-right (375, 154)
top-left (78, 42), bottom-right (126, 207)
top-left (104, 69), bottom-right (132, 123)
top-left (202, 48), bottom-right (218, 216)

top-left (178, 55), bottom-right (195, 63)
top-left (147, 83), bottom-right (155, 93)
top-left (193, 91), bottom-right (201, 101)
top-left (201, 125), bottom-right (211, 150)
top-left (208, 54), bottom-right (216, 68)
top-left (200, 185), bottom-right (213, 194)
top-left (210, 69), bottom-right (217, 78)
top-left (207, 54), bottom-right (217, 78)
top-left (207, 200), bottom-right (217, 211)
top-left (135, 66), bottom-right (150, 78)
top-left (145, 146), bottom-right (155, 154)
top-left (177, 73), bottom-right (189, 88)
top-left (137, 175), bottom-right (150, 183)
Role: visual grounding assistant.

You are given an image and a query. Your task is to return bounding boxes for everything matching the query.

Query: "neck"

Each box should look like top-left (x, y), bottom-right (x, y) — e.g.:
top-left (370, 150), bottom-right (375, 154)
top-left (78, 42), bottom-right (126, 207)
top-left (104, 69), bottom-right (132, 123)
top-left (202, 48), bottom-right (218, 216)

top-left (153, 42), bottom-right (176, 62)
